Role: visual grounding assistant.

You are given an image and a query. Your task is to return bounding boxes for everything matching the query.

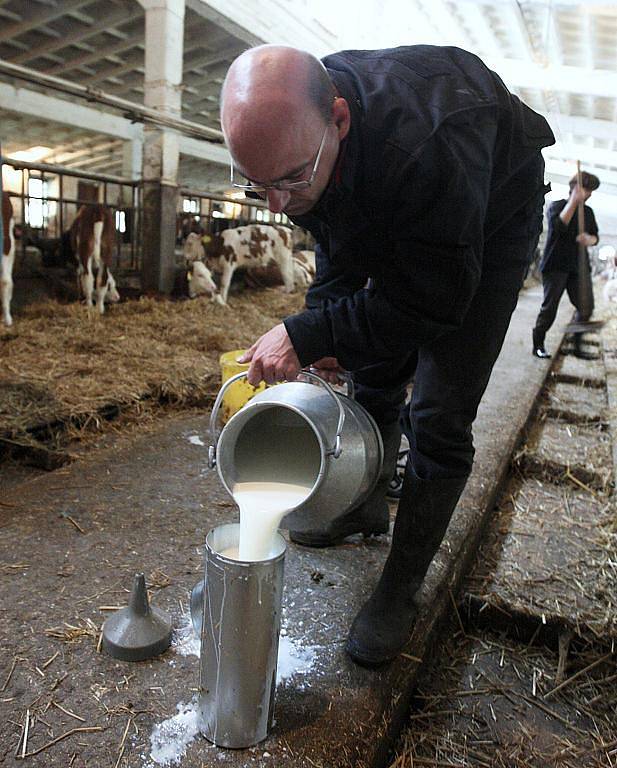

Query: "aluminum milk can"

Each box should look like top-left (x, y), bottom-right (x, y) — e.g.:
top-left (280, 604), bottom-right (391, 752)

top-left (208, 371), bottom-right (384, 532)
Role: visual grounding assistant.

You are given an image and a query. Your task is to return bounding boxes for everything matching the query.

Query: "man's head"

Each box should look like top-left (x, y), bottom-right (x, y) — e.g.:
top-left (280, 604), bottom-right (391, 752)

top-left (220, 45), bottom-right (351, 216)
top-left (569, 170), bottom-right (600, 200)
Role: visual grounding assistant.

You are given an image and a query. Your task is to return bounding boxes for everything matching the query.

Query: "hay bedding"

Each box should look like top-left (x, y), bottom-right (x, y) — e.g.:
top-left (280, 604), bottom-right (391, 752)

top-left (0, 290), bottom-right (305, 458)
top-left (391, 630), bottom-right (617, 768)
top-left (466, 478), bottom-right (617, 639)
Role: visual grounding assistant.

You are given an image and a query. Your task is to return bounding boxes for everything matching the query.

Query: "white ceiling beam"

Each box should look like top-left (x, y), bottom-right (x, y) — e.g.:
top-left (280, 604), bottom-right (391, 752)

top-left (505, 1), bottom-right (537, 60)
top-left (486, 57), bottom-right (617, 99)
top-left (460, 3), bottom-right (502, 59)
top-left (53, 140), bottom-right (124, 164)
top-left (457, 0), bottom-right (617, 7)
top-left (62, 152), bottom-right (121, 170)
top-left (178, 134), bottom-right (229, 165)
top-left (11, 7), bottom-right (143, 66)
top-left (414, 0), bottom-right (471, 48)
top-left (185, 0), bottom-right (262, 47)
top-left (189, 0), bottom-right (336, 54)
top-left (544, 157), bottom-right (617, 188)
top-left (0, 82), bottom-right (144, 142)
top-left (545, 141), bottom-right (617, 170)
top-left (0, 0), bottom-right (91, 43)
top-left (540, 112), bottom-right (617, 143)
top-left (47, 32), bottom-right (144, 75)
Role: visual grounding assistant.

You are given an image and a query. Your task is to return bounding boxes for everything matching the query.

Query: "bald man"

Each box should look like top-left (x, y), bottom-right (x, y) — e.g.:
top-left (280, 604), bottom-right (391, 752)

top-left (221, 44), bottom-right (555, 666)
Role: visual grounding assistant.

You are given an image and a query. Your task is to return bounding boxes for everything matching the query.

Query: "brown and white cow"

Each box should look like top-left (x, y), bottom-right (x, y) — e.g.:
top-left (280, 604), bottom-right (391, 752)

top-left (188, 224), bottom-right (295, 305)
top-left (1, 191), bottom-right (15, 327)
top-left (292, 249), bottom-right (316, 289)
top-left (182, 232), bottom-right (220, 301)
top-left (241, 249), bottom-right (316, 292)
top-left (71, 204), bottom-right (119, 314)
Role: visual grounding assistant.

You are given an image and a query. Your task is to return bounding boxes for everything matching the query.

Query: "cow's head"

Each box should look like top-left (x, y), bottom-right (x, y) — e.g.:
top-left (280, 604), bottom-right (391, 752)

top-left (183, 232), bottom-right (206, 266)
top-left (105, 273), bottom-right (121, 303)
top-left (189, 260), bottom-right (219, 300)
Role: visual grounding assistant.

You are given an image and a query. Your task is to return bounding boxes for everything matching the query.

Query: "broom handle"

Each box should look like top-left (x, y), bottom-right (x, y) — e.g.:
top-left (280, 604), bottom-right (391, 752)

top-left (576, 161), bottom-right (585, 238)
top-left (576, 160), bottom-right (593, 319)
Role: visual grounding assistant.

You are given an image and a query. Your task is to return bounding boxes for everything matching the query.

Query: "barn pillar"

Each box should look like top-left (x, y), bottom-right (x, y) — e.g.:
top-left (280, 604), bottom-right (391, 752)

top-left (140, 0), bottom-right (185, 294)
top-left (122, 138), bottom-right (142, 180)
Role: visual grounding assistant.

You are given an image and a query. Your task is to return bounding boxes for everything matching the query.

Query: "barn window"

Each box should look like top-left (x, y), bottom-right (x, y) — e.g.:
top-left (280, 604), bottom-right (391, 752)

top-left (256, 210), bottom-right (263, 222)
top-left (115, 210), bottom-right (126, 233)
top-left (274, 213), bottom-right (281, 223)
top-left (26, 177), bottom-right (49, 228)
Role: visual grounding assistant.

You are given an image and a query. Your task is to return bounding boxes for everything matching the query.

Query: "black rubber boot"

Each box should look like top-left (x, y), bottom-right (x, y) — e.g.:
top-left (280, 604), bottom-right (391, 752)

top-left (346, 465), bottom-right (468, 666)
top-left (289, 422), bottom-right (401, 548)
top-left (532, 328), bottom-right (551, 358)
top-left (573, 332), bottom-right (598, 360)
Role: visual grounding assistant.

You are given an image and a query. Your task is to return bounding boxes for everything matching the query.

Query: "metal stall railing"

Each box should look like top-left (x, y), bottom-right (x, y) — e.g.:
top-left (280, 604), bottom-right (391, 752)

top-left (1, 154), bottom-right (314, 292)
top-left (177, 188), bottom-right (290, 240)
top-left (177, 188), bottom-right (315, 251)
top-left (0, 156), bottom-right (141, 272)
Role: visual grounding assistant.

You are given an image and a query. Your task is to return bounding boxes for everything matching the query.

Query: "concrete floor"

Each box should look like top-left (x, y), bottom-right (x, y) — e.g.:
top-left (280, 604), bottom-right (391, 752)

top-left (0, 285), bottom-right (572, 768)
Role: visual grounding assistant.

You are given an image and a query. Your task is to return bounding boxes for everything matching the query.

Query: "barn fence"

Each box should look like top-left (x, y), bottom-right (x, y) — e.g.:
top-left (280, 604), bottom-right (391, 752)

top-left (1, 155), bottom-right (141, 272)
top-left (1, 155), bottom-right (308, 277)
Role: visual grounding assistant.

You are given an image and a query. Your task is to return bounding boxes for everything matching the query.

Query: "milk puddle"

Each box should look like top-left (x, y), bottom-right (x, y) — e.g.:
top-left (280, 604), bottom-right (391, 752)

top-left (146, 699), bottom-right (202, 767)
top-left (171, 613), bottom-right (200, 658)
top-left (187, 434), bottom-right (205, 446)
top-left (150, 616), bottom-right (318, 765)
top-left (276, 635), bottom-right (318, 681)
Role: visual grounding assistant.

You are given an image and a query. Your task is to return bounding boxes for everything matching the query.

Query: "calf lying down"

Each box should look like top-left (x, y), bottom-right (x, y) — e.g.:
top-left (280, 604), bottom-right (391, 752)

top-left (188, 249), bottom-right (316, 301)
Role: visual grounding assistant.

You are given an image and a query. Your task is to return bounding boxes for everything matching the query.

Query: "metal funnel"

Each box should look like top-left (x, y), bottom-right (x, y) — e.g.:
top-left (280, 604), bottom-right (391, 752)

top-left (102, 573), bottom-right (172, 661)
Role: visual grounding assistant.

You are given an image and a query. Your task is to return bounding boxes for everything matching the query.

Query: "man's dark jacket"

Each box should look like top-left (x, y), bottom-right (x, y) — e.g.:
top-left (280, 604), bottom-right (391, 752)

top-left (540, 200), bottom-right (599, 273)
top-left (284, 45), bottom-right (555, 370)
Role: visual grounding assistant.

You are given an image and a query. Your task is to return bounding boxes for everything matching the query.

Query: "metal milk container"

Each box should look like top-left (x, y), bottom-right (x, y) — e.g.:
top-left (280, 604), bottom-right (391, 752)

top-left (208, 371), bottom-right (384, 532)
top-left (195, 371), bottom-right (383, 747)
top-left (196, 523), bottom-right (285, 748)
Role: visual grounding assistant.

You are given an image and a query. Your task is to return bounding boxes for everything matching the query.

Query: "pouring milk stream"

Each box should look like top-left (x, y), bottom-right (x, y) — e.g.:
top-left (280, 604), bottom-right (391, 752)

top-left (221, 481), bottom-right (312, 561)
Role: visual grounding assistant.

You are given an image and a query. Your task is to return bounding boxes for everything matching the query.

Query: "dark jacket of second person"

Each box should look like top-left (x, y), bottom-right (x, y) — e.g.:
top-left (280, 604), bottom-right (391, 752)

top-left (540, 200), bottom-right (599, 274)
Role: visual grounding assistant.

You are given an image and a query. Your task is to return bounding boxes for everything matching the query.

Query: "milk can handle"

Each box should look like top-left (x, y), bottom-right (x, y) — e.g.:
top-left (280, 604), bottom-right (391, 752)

top-left (307, 367), bottom-right (355, 400)
top-left (208, 370), bottom-right (345, 468)
top-left (297, 370), bottom-right (345, 458)
top-left (208, 371), bottom-right (247, 468)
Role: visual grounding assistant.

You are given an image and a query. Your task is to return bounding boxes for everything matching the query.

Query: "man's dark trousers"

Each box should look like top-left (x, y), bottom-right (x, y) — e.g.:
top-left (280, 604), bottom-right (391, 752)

top-left (534, 270), bottom-right (594, 340)
top-left (354, 195), bottom-right (545, 483)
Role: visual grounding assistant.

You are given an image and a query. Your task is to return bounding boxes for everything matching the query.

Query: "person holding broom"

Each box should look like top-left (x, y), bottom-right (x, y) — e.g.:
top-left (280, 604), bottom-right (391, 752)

top-left (532, 170), bottom-right (600, 359)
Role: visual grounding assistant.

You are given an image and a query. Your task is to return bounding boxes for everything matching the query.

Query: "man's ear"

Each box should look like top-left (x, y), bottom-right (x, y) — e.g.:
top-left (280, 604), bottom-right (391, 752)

top-left (332, 97), bottom-right (351, 141)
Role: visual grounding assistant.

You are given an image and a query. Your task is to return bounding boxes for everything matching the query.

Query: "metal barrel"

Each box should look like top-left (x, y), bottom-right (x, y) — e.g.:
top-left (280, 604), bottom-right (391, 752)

top-left (198, 523), bottom-right (285, 748)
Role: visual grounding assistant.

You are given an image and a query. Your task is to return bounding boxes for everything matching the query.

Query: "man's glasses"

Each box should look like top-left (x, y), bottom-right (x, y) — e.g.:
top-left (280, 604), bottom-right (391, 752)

top-left (230, 123), bottom-right (330, 193)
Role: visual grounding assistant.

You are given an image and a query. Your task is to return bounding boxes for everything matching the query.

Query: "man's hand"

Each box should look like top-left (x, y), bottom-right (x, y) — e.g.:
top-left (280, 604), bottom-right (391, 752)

top-left (310, 356), bottom-right (345, 385)
top-left (576, 232), bottom-right (597, 247)
top-left (569, 183), bottom-right (592, 205)
top-left (238, 323), bottom-right (301, 386)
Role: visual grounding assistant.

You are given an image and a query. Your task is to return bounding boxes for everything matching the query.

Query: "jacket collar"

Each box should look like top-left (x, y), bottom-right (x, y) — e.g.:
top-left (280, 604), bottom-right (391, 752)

top-left (291, 69), bottom-right (370, 249)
